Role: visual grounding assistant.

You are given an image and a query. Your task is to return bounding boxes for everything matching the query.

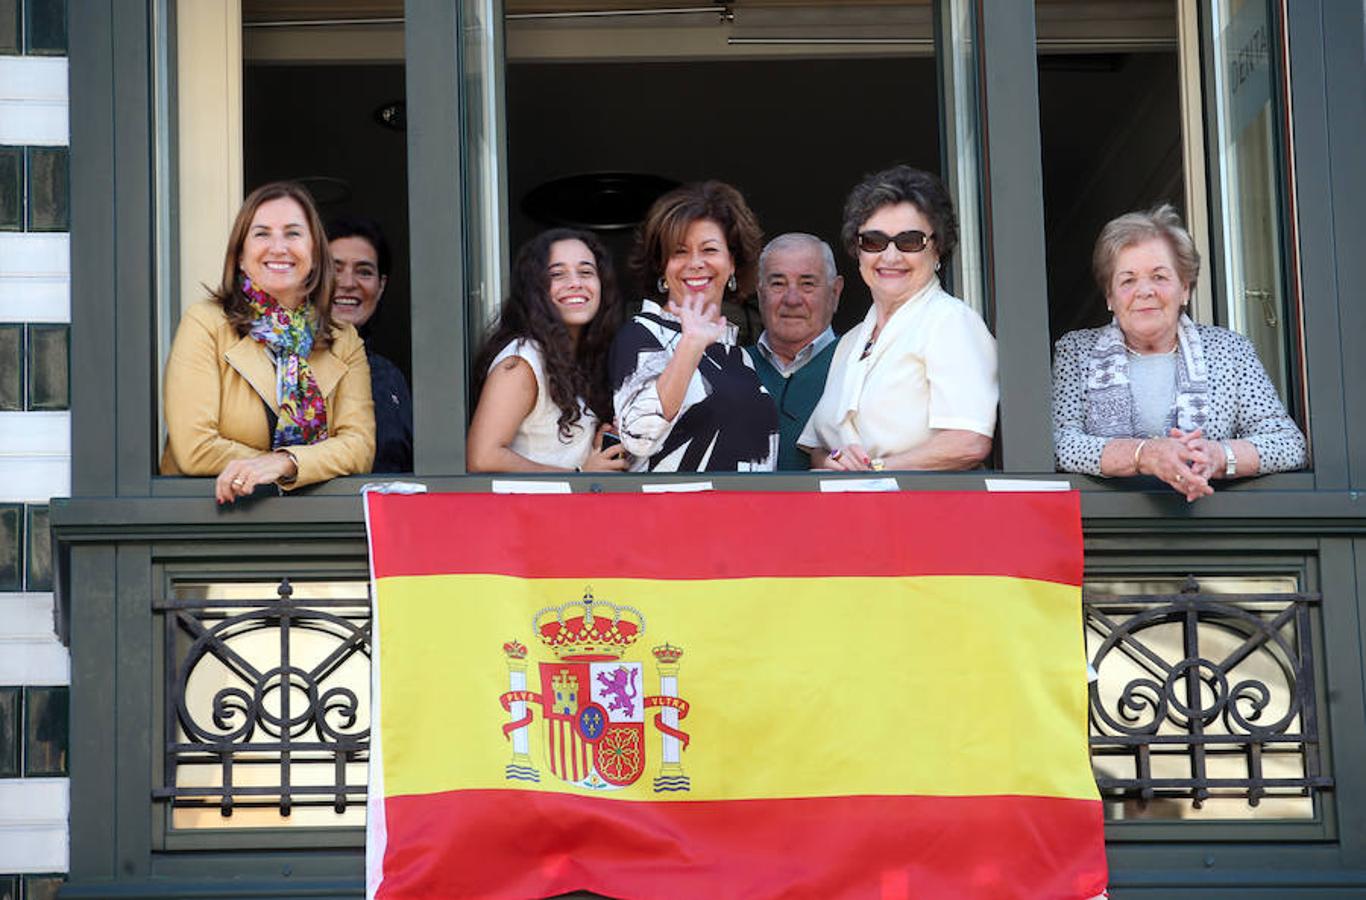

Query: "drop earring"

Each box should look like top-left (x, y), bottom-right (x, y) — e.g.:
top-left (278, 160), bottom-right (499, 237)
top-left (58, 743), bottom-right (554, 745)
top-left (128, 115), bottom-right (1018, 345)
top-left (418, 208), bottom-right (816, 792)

top-left (727, 274), bottom-right (737, 292)
top-left (657, 276), bottom-right (668, 294)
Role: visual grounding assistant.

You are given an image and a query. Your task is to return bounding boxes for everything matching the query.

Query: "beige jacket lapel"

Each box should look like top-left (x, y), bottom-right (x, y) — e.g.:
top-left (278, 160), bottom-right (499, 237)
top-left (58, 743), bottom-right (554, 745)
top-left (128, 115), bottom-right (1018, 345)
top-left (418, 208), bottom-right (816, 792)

top-left (224, 336), bottom-right (279, 412)
top-left (309, 345), bottom-right (345, 399)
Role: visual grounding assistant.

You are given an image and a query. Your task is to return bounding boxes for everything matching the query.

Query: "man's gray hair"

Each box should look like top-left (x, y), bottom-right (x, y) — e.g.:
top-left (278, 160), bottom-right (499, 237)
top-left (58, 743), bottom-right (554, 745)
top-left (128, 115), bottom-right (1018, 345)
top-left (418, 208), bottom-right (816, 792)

top-left (758, 232), bottom-right (839, 285)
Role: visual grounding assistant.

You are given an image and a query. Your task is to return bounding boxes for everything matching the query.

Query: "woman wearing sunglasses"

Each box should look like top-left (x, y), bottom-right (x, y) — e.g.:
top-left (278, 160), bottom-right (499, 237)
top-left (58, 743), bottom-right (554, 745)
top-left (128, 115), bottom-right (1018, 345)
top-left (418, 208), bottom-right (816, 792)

top-left (799, 165), bottom-right (998, 471)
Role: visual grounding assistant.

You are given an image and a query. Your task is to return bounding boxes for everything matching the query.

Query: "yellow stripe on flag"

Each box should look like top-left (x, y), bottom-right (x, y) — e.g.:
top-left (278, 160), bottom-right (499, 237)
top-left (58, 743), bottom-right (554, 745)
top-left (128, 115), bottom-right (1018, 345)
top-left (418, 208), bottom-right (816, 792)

top-left (377, 574), bottom-right (1096, 803)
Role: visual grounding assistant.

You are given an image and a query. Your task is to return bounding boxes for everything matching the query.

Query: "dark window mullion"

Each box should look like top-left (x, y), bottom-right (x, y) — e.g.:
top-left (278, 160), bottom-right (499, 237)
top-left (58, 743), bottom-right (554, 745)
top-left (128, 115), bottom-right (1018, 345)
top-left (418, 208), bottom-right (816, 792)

top-left (404, 0), bottom-right (470, 476)
top-left (976, 0), bottom-right (1055, 473)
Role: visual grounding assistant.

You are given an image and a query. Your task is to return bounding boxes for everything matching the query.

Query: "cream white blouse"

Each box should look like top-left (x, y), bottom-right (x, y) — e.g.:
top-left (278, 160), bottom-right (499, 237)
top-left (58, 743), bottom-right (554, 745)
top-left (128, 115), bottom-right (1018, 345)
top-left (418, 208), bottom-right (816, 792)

top-left (798, 279), bottom-right (998, 459)
top-left (490, 339), bottom-right (597, 469)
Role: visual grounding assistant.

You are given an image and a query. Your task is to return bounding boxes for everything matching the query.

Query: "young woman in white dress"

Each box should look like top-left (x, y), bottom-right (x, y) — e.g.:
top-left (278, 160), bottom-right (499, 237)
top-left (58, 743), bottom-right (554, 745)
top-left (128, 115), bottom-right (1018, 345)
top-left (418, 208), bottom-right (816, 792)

top-left (467, 228), bottom-right (627, 473)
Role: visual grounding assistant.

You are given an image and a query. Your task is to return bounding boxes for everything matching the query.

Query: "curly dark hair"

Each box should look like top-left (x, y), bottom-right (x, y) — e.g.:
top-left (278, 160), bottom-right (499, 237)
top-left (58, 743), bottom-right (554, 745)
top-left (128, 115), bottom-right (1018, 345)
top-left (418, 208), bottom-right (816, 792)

top-left (632, 180), bottom-right (763, 302)
top-left (840, 165), bottom-right (959, 268)
top-left (212, 181), bottom-right (336, 349)
top-left (471, 228), bottom-right (623, 439)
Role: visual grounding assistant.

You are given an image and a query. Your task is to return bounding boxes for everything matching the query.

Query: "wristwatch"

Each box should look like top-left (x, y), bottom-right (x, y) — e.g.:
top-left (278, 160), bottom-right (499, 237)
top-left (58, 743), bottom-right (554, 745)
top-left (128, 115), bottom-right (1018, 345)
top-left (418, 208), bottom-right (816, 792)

top-left (1220, 441), bottom-right (1236, 478)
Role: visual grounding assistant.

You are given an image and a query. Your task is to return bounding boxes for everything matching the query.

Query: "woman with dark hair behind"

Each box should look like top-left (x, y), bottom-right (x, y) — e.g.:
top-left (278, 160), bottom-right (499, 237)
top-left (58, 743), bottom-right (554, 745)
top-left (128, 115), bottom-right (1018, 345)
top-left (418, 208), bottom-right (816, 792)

top-left (610, 180), bottom-right (779, 472)
top-left (326, 215), bottom-right (413, 473)
top-left (799, 165), bottom-right (997, 471)
top-left (161, 181), bottom-right (375, 503)
top-left (467, 228), bottom-right (627, 472)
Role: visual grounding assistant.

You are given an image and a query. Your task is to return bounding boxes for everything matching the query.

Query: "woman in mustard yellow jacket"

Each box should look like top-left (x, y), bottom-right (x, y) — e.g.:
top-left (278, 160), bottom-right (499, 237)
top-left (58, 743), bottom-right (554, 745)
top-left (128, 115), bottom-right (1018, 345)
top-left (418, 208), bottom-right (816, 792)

top-left (161, 182), bottom-right (375, 503)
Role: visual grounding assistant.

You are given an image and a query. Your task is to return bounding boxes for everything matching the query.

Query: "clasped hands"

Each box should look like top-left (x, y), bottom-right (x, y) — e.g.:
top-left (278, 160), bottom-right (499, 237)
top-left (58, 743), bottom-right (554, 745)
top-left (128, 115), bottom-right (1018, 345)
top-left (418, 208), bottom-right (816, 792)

top-left (1136, 428), bottom-right (1223, 502)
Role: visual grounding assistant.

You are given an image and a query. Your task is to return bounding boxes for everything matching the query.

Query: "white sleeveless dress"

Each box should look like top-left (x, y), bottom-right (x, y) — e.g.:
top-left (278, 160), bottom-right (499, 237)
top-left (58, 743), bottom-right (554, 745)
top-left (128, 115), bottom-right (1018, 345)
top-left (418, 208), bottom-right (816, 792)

top-left (489, 339), bottom-right (596, 469)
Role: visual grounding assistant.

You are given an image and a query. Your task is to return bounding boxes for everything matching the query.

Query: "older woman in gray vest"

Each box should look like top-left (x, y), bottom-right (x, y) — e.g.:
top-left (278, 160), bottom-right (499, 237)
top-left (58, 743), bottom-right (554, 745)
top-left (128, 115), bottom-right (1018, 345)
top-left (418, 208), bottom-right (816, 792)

top-left (1051, 204), bottom-right (1306, 500)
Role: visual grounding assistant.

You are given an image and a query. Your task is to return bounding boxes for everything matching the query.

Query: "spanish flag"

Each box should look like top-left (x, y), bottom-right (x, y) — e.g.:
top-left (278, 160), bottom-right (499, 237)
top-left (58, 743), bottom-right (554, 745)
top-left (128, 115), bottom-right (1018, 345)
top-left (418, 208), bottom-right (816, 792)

top-left (364, 491), bottom-right (1107, 899)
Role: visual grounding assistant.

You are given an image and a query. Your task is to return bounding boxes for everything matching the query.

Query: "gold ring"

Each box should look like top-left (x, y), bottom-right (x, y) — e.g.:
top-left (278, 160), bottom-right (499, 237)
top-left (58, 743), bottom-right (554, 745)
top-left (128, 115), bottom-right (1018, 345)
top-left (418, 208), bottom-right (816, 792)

top-left (1176, 474), bottom-right (1184, 484)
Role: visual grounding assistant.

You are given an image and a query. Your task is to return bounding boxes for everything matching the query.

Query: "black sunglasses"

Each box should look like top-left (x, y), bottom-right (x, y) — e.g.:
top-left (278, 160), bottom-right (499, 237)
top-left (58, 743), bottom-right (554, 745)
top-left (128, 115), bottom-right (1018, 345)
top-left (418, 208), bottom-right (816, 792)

top-left (856, 229), bottom-right (935, 254)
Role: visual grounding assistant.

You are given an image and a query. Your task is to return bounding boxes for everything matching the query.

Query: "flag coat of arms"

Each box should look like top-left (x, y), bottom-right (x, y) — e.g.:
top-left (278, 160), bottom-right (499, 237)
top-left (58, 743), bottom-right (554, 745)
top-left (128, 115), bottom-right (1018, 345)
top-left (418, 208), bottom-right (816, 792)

top-left (364, 491), bottom-right (1108, 899)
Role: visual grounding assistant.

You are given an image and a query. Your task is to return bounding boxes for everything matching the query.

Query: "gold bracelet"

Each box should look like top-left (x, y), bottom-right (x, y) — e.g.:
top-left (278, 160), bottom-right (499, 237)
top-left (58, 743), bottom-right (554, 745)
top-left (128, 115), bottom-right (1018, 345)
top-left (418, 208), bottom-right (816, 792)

top-left (1132, 439), bottom-right (1148, 475)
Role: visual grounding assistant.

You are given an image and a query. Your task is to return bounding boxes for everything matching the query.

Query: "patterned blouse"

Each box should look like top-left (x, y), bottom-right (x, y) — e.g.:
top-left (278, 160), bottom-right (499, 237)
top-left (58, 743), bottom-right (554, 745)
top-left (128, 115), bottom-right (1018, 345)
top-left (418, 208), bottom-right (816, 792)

top-left (610, 300), bottom-right (778, 472)
top-left (1052, 323), bottom-right (1306, 475)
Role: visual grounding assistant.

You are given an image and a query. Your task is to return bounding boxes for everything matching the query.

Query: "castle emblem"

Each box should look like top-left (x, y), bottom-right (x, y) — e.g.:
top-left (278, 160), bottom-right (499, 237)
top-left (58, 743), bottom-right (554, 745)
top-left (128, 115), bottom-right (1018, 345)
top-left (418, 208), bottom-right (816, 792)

top-left (499, 588), bottom-right (691, 792)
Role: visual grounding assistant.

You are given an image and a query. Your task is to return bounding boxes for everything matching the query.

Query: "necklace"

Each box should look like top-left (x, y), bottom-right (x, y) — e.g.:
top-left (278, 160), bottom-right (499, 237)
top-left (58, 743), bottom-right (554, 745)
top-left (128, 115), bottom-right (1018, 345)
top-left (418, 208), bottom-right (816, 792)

top-left (1124, 340), bottom-right (1177, 357)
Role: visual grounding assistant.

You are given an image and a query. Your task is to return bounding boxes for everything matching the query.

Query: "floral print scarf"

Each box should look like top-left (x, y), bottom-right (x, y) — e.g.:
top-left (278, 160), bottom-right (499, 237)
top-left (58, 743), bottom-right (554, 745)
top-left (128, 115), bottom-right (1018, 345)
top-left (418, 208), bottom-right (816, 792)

top-left (241, 274), bottom-right (328, 448)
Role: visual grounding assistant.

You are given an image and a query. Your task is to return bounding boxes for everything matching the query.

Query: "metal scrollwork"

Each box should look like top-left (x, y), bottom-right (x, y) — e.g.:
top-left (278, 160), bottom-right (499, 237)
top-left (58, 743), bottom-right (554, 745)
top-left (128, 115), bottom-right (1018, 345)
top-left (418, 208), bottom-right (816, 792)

top-left (155, 579), bottom-right (371, 817)
top-left (1086, 576), bottom-right (1331, 809)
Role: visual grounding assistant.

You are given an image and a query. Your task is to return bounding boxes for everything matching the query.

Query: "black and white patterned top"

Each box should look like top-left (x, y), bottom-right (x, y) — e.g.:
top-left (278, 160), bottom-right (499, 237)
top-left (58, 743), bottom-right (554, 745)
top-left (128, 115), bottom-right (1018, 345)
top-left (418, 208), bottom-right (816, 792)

top-left (1052, 323), bottom-right (1306, 476)
top-left (610, 300), bottom-right (778, 472)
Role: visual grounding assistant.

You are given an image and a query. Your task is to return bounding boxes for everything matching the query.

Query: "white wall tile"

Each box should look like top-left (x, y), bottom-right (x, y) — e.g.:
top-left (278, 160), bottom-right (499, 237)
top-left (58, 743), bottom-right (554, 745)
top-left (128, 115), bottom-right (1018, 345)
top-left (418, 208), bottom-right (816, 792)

top-left (0, 779), bottom-right (69, 873)
top-left (0, 413), bottom-right (69, 456)
top-left (0, 593), bottom-right (59, 640)
top-left (0, 58), bottom-right (69, 146)
top-left (0, 637), bottom-right (69, 685)
top-left (0, 101), bottom-right (69, 146)
top-left (0, 592), bottom-right (69, 692)
top-left (0, 457), bottom-right (69, 502)
top-left (0, 233), bottom-right (70, 322)
top-left (0, 58), bottom-right (68, 102)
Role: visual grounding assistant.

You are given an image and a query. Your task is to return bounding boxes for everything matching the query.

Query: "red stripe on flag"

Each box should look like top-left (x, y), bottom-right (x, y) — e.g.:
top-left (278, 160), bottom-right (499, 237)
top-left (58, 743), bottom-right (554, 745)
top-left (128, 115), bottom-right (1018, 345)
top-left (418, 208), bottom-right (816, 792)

top-left (366, 492), bottom-right (1082, 584)
top-left (376, 790), bottom-right (1107, 900)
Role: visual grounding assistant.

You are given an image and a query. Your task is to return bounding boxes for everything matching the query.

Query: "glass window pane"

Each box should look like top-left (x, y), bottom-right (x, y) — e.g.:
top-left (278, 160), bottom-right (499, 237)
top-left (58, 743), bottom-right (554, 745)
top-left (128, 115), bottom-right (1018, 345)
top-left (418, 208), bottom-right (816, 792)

top-left (162, 2), bottom-right (415, 476)
top-left (0, 686), bottom-right (19, 777)
top-left (0, 874), bottom-right (16, 900)
top-left (23, 686), bottom-right (68, 777)
top-left (464, 0), bottom-right (506, 342)
top-left (938, 0), bottom-right (985, 317)
top-left (0, 504), bottom-right (21, 592)
top-left (21, 875), bottom-right (65, 900)
top-left (1035, 1), bottom-right (1184, 341)
top-left (23, 0), bottom-right (67, 56)
top-left (1207, 0), bottom-right (1295, 405)
top-left (25, 147), bottom-right (69, 232)
top-left (25, 323), bottom-right (68, 410)
top-left (0, 146), bottom-right (21, 231)
top-left (504, 2), bottom-right (940, 342)
top-left (24, 505), bottom-right (50, 592)
top-left (0, 323), bottom-right (22, 410)
top-left (0, 0), bottom-right (19, 55)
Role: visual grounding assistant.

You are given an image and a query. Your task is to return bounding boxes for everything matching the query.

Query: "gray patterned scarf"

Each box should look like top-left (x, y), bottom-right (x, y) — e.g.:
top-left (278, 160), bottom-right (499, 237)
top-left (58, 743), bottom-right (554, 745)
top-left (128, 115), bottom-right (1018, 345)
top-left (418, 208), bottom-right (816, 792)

top-left (1084, 312), bottom-right (1210, 437)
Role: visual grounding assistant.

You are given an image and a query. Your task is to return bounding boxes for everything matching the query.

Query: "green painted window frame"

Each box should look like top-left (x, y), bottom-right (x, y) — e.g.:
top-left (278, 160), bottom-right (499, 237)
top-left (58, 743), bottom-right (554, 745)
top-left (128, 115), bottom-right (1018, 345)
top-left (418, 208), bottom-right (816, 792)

top-left (57, 0), bottom-right (1339, 503)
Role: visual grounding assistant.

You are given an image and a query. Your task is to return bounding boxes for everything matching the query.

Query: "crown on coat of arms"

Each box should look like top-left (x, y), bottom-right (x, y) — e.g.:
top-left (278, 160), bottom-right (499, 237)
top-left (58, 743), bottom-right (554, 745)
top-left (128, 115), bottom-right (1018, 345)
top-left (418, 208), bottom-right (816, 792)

top-left (533, 588), bottom-right (645, 660)
top-left (652, 643), bottom-right (684, 664)
top-left (502, 640), bottom-right (527, 659)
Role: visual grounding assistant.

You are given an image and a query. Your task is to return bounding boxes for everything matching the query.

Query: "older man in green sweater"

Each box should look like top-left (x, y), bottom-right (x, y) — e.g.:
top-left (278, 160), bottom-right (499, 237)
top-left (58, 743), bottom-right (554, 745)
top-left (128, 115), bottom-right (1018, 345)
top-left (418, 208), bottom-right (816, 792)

top-left (748, 233), bottom-right (844, 469)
